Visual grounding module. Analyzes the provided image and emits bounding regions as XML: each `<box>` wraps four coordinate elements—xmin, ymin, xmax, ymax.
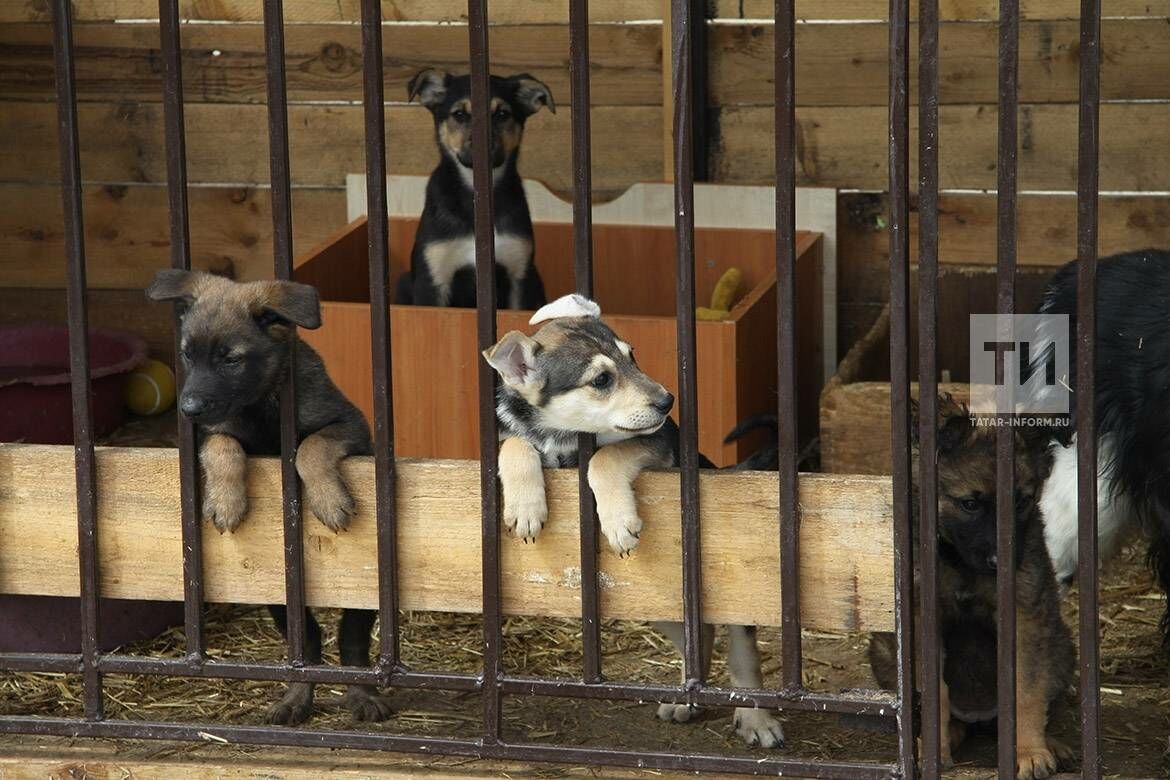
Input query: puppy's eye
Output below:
<box><xmin>959</xmin><ymin>498</ymin><xmax>981</xmax><ymax>513</ymax></box>
<box><xmin>221</xmin><ymin>353</ymin><xmax>243</xmax><ymax>365</ymax></box>
<box><xmin>451</xmin><ymin>108</ymin><xmax>470</xmax><ymax>122</ymax></box>
<box><xmin>590</xmin><ymin>372</ymin><xmax>612</xmax><ymax>390</ymax></box>
<box><xmin>493</xmin><ymin>106</ymin><xmax>511</xmax><ymax>121</ymax></box>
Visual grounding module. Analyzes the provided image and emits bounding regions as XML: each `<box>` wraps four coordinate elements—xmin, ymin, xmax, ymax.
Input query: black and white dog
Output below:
<box><xmin>396</xmin><ymin>69</ymin><xmax>552</xmax><ymax>310</ymax></box>
<box><xmin>1037</xmin><ymin>248</ymin><xmax>1170</xmax><ymax>641</ymax></box>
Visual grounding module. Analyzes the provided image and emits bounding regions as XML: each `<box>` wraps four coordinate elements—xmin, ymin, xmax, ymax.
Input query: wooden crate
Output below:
<box><xmin>819</xmin><ymin>265</ymin><xmax>1055</xmax><ymax>475</ymax></box>
<box><xmin>295</xmin><ymin>216</ymin><xmax>823</xmax><ymax>467</ymax></box>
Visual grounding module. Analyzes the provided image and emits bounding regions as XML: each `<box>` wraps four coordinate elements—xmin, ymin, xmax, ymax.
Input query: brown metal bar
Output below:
<box><xmin>0</xmin><ymin>654</ymin><xmax>83</xmax><ymax>674</ymax></box>
<box><xmin>567</xmin><ymin>0</ymin><xmax>602</xmax><ymax>685</ymax></box>
<box><xmin>261</xmin><ymin>0</ymin><xmax>306</xmax><ymax>667</ymax></box>
<box><xmin>670</xmin><ymin>0</ymin><xmax>704</xmax><ymax>688</ymax></box>
<box><xmin>773</xmin><ymin>0</ymin><xmax>802</xmax><ymax>695</ymax></box>
<box><xmin>995</xmin><ymin>1</ymin><xmax>1020</xmax><ymax>775</ymax></box>
<box><xmin>359</xmin><ymin>0</ymin><xmax>400</xmax><ymax>676</ymax></box>
<box><xmin>466</xmin><ymin>0</ymin><xmax>502</xmax><ymax>744</ymax></box>
<box><xmin>886</xmin><ymin>0</ymin><xmax>915</xmax><ymax>775</ymax></box>
<box><xmin>916</xmin><ymin>0</ymin><xmax>941</xmax><ymax>775</ymax></box>
<box><xmin>1076</xmin><ymin>0</ymin><xmax>1103</xmax><ymax>774</ymax></box>
<box><xmin>50</xmin><ymin>0</ymin><xmax>103</xmax><ymax>723</ymax></box>
<box><xmin>157</xmin><ymin>0</ymin><xmax>204</xmax><ymax>667</ymax></box>
<box><xmin>0</xmin><ymin>716</ymin><xmax>896</xmax><ymax>778</ymax></box>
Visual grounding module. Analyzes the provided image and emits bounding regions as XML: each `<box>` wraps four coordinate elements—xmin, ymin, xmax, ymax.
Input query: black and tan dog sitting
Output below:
<box><xmin>395</xmin><ymin>69</ymin><xmax>552</xmax><ymax>310</ymax></box>
<box><xmin>147</xmin><ymin>269</ymin><xmax>391</xmax><ymax>727</ymax></box>
<box><xmin>482</xmin><ymin>293</ymin><xmax>786</xmax><ymax>748</ymax></box>
<box><xmin>869</xmin><ymin>396</ymin><xmax>1074</xmax><ymax>779</ymax></box>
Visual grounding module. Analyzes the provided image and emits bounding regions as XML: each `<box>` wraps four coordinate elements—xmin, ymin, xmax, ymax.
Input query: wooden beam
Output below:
<box><xmin>0</xmin><ymin>444</ymin><xmax>895</xmax><ymax>632</ymax></box>
<box><xmin>713</xmin><ymin>0</ymin><xmax>1170</xmax><ymax>19</ymax></box>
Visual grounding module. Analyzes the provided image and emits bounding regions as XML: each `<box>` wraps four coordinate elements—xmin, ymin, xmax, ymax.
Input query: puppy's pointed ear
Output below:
<box><xmin>509</xmin><ymin>73</ymin><xmax>555</xmax><ymax>116</ymax></box>
<box><xmin>408</xmin><ymin>68</ymin><xmax>450</xmax><ymax>109</ymax></box>
<box><xmin>529</xmin><ymin>294</ymin><xmax>600</xmax><ymax>325</ymax></box>
<box><xmin>255</xmin><ymin>281</ymin><xmax>322</xmax><ymax>330</ymax></box>
<box><xmin>146</xmin><ymin>268</ymin><xmax>201</xmax><ymax>303</ymax></box>
<box><xmin>482</xmin><ymin>330</ymin><xmax>541</xmax><ymax>388</ymax></box>
<box><xmin>937</xmin><ymin>393</ymin><xmax>972</xmax><ymax>453</ymax></box>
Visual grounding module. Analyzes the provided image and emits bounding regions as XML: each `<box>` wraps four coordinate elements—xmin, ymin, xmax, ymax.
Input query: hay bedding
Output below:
<box><xmin>2</xmin><ymin>415</ymin><xmax>1167</xmax><ymax>774</ymax></box>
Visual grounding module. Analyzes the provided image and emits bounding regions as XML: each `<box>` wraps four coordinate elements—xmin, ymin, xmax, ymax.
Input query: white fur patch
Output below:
<box><xmin>529</xmin><ymin>294</ymin><xmax>601</xmax><ymax>325</ymax></box>
<box><xmin>422</xmin><ymin>232</ymin><xmax>533</xmax><ymax>307</ymax></box>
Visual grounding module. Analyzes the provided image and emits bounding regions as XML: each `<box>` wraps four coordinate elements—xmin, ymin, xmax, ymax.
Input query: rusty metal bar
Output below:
<box><xmin>466</xmin><ymin>0</ymin><xmax>502</xmax><ymax>744</ymax></box>
<box><xmin>261</xmin><ymin>0</ymin><xmax>306</xmax><ymax>667</ymax></box>
<box><xmin>157</xmin><ymin>0</ymin><xmax>205</xmax><ymax>667</ymax></box>
<box><xmin>50</xmin><ymin>0</ymin><xmax>103</xmax><ymax>722</ymax></box>
<box><xmin>773</xmin><ymin>0</ymin><xmax>801</xmax><ymax>695</ymax></box>
<box><xmin>1076</xmin><ymin>0</ymin><xmax>1103</xmax><ymax>774</ymax></box>
<box><xmin>670</xmin><ymin>0</ymin><xmax>704</xmax><ymax>688</ymax></box>
<box><xmin>359</xmin><ymin>0</ymin><xmax>400</xmax><ymax>676</ymax></box>
<box><xmin>0</xmin><ymin>654</ymin><xmax>83</xmax><ymax>674</ymax></box>
<box><xmin>567</xmin><ymin>0</ymin><xmax>602</xmax><ymax>685</ymax></box>
<box><xmin>916</xmin><ymin>0</ymin><xmax>941</xmax><ymax>774</ymax></box>
<box><xmin>887</xmin><ymin>0</ymin><xmax>915</xmax><ymax>775</ymax></box>
<box><xmin>995</xmin><ymin>1</ymin><xmax>1020</xmax><ymax>775</ymax></box>
<box><xmin>0</xmin><ymin>716</ymin><xmax>897</xmax><ymax>778</ymax></box>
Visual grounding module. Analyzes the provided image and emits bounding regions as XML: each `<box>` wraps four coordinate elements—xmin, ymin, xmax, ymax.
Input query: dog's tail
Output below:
<box><xmin>724</xmin><ymin>413</ymin><xmax>779</xmax><ymax>471</ymax></box>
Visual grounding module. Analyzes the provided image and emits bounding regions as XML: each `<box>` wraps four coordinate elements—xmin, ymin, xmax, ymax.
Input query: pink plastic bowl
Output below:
<box><xmin>0</xmin><ymin>325</ymin><xmax>147</xmax><ymax>444</ymax></box>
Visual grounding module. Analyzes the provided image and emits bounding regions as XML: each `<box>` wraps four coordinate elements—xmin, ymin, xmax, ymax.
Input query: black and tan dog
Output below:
<box><xmin>869</xmin><ymin>396</ymin><xmax>1074</xmax><ymax>779</ymax></box>
<box><xmin>147</xmin><ymin>269</ymin><xmax>391</xmax><ymax>726</ymax></box>
<box><xmin>396</xmin><ymin>69</ymin><xmax>552</xmax><ymax>310</ymax></box>
<box><xmin>482</xmin><ymin>294</ymin><xmax>786</xmax><ymax>748</ymax></box>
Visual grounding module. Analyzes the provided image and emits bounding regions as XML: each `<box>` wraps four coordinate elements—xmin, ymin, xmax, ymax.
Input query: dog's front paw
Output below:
<box><xmin>304</xmin><ymin>476</ymin><xmax>356</xmax><ymax>532</ymax></box>
<box><xmin>734</xmin><ymin>707</ymin><xmax>785</xmax><ymax>748</ymax></box>
<box><xmin>599</xmin><ymin>510</ymin><xmax>642</xmax><ymax>557</ymax></box>
<box><xmin>504</xmin><ymin>493</ymin><xmax>547</xmax><ymax>543</ymax></box>
<box><xmin>203</xmin><ymin>481</ymin><xmax>248</xmax><ymax>533</ymax></box>
<box><xmin>657</xmin><ymin>702</ymin><xmax>701</xmax><ymax>723</ymax></box>
<box><xmin>1016</xmin><ymin>743</ymin><xmax>1060</xmax><ymax>780</ymax></box>
<box><xmin>265</xmin><ymin>685</ymin><xmax>314</xmax><ymax>726</ymax></box>
<box><xmin>343</xmin><ymin>685</ymin><xmax>394</xmax><ymax>723</ymax></box>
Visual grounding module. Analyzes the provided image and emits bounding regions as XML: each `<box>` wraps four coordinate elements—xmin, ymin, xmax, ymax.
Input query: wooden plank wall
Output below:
<box><xmin>1</xmin><ymin>1</ymin><xmax>1168</xmax><ymax>357</ymax></box>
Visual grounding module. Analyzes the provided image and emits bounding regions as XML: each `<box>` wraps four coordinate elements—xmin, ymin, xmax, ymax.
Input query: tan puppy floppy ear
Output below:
<box><xmin>529</xmin><ymin>293</ymin><xmax>600</xmax><ymax>325</ymax></box>
<box><xmin>146</xmin><ymin>268</ymin><xmax>203</xmax><ymax>303</ymax></box>
<box><xmin>508</xmin><ymin>73</ymin><xmax>556</xmax><ymax>116</ymax></box>
<box><xmin>254</xmin><ymin>280</ymin><xmax>322</xmax><ymax>330</ymax></box>
<box><xmin>482</xmin><ymin>330</ymin><xmax>542</xmax><ymax>389</ymax></box>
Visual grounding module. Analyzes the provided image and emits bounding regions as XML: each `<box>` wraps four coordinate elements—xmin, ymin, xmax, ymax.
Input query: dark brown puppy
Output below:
<box><xmin>869</xmin><ymin>396</ymin><xmax>1074</xmax><ymax>780</ymax></box>
<box><xmin>147</xmin><ymin>269</ymin><xmax>391</xmax><ymax>726</ymax></box>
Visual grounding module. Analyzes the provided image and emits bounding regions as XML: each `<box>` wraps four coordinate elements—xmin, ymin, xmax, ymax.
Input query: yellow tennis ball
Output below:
<box><xmin>125</xmin><ymin>359</ymin><xmax>177</xmax><ymax>416</ymax></box>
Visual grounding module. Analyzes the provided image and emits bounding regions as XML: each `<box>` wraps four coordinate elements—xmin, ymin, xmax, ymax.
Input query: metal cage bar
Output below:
<box><xmin>50</xmin><ymin>0</ymin><xmax>104</xmax><ymax>722</ymax></box>
<box><xmin>466</xmin><ymin>0</ymin><xmax>503</xmax><ymax>745</ymax></box>
<box><xmin>157</xmin><ymin>0</ymin><xmax>205</xmax><ymax>668</ymax></box>
<box><xmin>359</xmin><ymin>0</ymin><xmax>401</xmax><ymax>676</ymax></box>
<box><xmin>916</xmin><ymin>0</ymin><xmax>942</xmax><ymax>775</ymax></box>
<box><xmin>1076</xmin><ymin>0</ymin><xmax>1104</xmax><ymax>774</ymax></box>
<box><xmin>261</xmin><ymin>0</ymin><xmax>307</xmax><ymax>667</ymax></box>
<box><xmin>995</xmin><ymin>1</ymin><xmax>1021</xmax><ymax>775</ymax></box>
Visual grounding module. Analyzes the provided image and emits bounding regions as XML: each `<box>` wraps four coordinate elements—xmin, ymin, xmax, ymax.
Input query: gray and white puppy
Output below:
<box><xmin>482</xmin><ymin>294</ymin><xmax>786</xmax><ymax>748</ymax></box>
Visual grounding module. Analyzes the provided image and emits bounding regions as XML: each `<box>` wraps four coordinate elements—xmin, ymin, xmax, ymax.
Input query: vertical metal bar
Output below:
<box><xmin>568</xmin><ymin>0</ymin><xmax>602</xmax><ymax>685</ymax></box>
<box><xmin>688</xmin><ymin>0</ymin><xmax>709</xmax><ymax>182</ymax></box>
<box><xmin>50</xmin><ymin>0</ymin><xmax>103</xmax><ymax>722</ymax></box>
<box><xmin>670</xmin><ymin>0</ymin><xmax>704</xmax><ymax>687</ymax></box>
<box><xmin>887</xmin><ymin>0</ymin><xmax>915</xmax><ymax>775</ymax></box>
<box><xmin>995</xmin><ymin>0</ymin><xmax>1020</xmax><ymax>775</ymax></box>
<box><xmin>1076</xmin><ymin>0</ymin><xmax>1103</xmax><ymax>774</ymax></box>
<box><xmin>466</xmin><ymin>0</ymin><xmax>502</xmax><ymax>743</ymax></box>
<box><xmin>157</xmin><ymin>0</ymin><xmax>204</xmax><ymax>667</ymax></box>
<box><xmin>360</xmin><ymin>0</ymin><xmax>400</xmax><ymax>675</ymax></box>
<box><xmin>262</xmin><ymin>0</ymin><xmax>306</xmax><ymax>666</ymax></box>
<box><xmin>916</xmin><ymin>0</ymin><xmax>941</xmax><ymax>774</ymax></box>
<box><xmin>773</xmin><ymin>0</ymin><xmax>801</xmax><ymax>695</ymax></box>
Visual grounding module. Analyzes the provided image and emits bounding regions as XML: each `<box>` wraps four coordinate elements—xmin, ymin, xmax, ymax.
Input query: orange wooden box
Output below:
<box><xmin>294</xmin><ymin>217</ymin><xmax>823</xmax><ymax>467</ymax></box>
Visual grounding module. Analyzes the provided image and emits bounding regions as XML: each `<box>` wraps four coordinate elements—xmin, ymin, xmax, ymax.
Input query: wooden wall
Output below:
<box><xmin>1</xmin><ymin>1</ymin><xmax>1169</xmax><ymax>360</ymax></box>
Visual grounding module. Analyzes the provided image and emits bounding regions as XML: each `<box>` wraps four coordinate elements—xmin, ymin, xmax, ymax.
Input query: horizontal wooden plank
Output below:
<box><xmin>710</xmin><ymin>19</ymin><xmax>1170</xmax><ymax>106</ymax></box>
<box><xmin>0</xmin><ymin>102</ymin><xmax>661</xmax><ymax>194</ymax></box>
<box><xmin>5</xmin><ymin>0</ymin><xmax>1166</xmax><ymax>22</ymax></box>
<box><xmin>0</xmin><ymin>184</ymin><xmax>346</xmax><ymax>288</ymax></box>
<box><xmin>0</xmin><ymin>22</ymin><xmax>662</xmax><ymax>106</ymax></box>
<box><xmin>713</xmin><ymin>103</ymin><xmax>1170</xmax><ymax>190</ymax></box>
<box><xmin>0</xmin><ymin>444</ymin><xmax>895</xmax><ymax>632</ymax></box>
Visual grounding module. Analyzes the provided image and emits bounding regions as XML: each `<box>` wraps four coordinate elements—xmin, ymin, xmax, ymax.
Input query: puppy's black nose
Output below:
<box><xmin>653</xmin><ymin>392</ymin><xmax>675</xmax><ymax>415</ymax></box>
<box><xmin>180</xmin><ymin>395</ymin><xmax>208</xmax><ymax>418</ymax></box>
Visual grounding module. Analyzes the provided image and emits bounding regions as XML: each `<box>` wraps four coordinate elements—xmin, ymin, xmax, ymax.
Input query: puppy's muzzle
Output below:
<box><xmin>180</xmin><ymin>393</ymin><xmax>221</xmax><ymax>421</ymax></box>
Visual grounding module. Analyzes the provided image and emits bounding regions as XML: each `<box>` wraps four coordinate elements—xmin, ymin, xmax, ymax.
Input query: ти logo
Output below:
<box><xmin>969</xmin><ymin>314</ymin><xmax>1070</xmax><ymax>415</ymax></box>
